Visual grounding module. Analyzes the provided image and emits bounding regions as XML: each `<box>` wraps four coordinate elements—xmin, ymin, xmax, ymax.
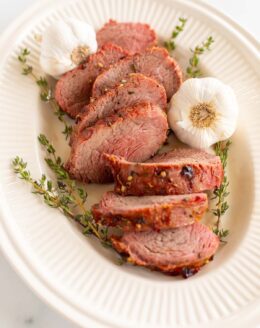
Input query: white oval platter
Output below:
<box><xmin>0</xmin><ymin>0</ymin><xmax>259</xmax><ymax>327</ymax></box>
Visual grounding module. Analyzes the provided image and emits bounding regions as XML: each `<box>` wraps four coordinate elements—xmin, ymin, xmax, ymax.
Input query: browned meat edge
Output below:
<box><xmin>104</xmin><ymin>150</ymin><xmax>223</xmax><ymax>195</ymax></box>
<box><xmin>112</xmin><ymin>222</ymin><xmax>219</xmax><ymax>278</ymax></box>
<box><xmin>92</xmin><ymin>192</ymin><xmax>208</xmax><ymax>232</ymax></box>
<box><xmin>55</xmin><ymin>43</ymin><xmax>129</xmax><ymax>118</ymax></box>
<box><xmin>97</xmin><ymin>19</ymin><xmax>157</xmax><ymax>54</ymax></box>
<box><xmin>66</xmin><ymin>102</ymin><xmax>168</xmax><ymax>183</ymax></box>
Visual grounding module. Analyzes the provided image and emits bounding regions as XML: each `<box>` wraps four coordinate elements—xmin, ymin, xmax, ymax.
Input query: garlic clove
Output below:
<box><xmin>40</xmin><ymin>18</ymin><xmax>97</xmax><ymax>79</ymax></box>
<box><xmin>168</xmin><ymin>77</ymin><xmax>238</xmax><ymax>149</ymax></box>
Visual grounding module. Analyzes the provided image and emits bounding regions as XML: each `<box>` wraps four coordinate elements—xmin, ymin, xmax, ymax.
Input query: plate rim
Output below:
<box><xmin>0</xmin><ymin>0</ymin><xmax>259</xmax><ymax>327</ymax></box>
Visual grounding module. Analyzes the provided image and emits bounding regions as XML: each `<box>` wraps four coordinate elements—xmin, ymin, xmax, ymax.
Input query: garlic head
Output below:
<box><xmin>40</xmin><ymin>18</ymin><xmax>97</xmax><ymax>79</ymax></box>
<box><xmin>168</xmin><ymin>77</ymin><xmax>238</xmax><ymax>149</ymax></box>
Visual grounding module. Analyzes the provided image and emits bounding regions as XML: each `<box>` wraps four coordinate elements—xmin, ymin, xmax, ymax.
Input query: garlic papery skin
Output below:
<box><xmin>40</xmin><ymin>18</ymin><xmax>97</xmax><ymax>79</ymax></box>
<box><xmin>168</xmin><ymin>77</ymin><xmax>238</xmax><ymax>149</ymax></box>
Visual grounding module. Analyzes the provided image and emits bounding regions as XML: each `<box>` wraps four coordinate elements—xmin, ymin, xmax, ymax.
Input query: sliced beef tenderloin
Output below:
<box><xmin>92</xmin><ymin>47</ymin><xmax>182</xmax><ymax>100</ymax></box>
<box><xmin>54</xmin><ymin>44</ymin><xmax>129</xmax><ymax>118</ymax></box>
<box><xmin>78</xmin><ymin>73</ymin><xmax>167</xmax><ymax>122</ymax></box>
<box><xmin>70</xmin><ymin>74</ymin><xmax>167</xmax><ymax>146</ymax></box>
<box><xmin>105</xmin><ymin>149</ymin><xmax>223</xmax><ymax>196</ymax></box>
<box><xmin>66</xmin><ymin>102</ymin><xmax>168</xmax><ymax>183</ymax></box>
<box><xmin>97</xmin><ymin>19</ymin><xmax>157</xmax><ymax>54</ymax></box>
<box><xmin>112</xmin><ymin>222</ymin><xmax>219</xmax><ymax>277</ymax></box>
<box><xmin>92</xmin><ymin>192</ymin><xmax>208</xmax><ymax>232</ymax></box>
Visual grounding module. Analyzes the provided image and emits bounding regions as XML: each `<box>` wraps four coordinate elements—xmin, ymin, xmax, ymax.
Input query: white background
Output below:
<box><xmin>0</xmin><ymin>0</ymin><xmax>259</xmax><ymax>327</ymax></box>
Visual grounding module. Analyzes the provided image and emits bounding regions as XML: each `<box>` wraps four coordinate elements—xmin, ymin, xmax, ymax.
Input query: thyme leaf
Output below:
<box><xmin>164</xmin><ymin>17</ymin><xmax>187</xmax><ymax>51</ymax></box>
<box><xmin>211</xmin><ymin>140</ymin><xmax>232</xmax><ymax>241</ymax></box>
<box><xmin>12</xmin><ymin>135</ymin><xmax>111</xmax><ymax>246</ymax></box>
<box><xmin>212</xmin><ymin>228</ymin><xmax>229</xmax><ymax>243</ymax></box>
<box><xmin>186</xmin><ymin>36</ymin><xmax>214</xmax><ymax>78</ymax></box>
<box><xmin>18</xmin><ymin>48</ymin><xmax>72</xmax><ymax>139</ymax></box>
<box><xmin>214</xmin><ymin>139</ymin><xmax>231</xmax><ymax>170</ymax></box>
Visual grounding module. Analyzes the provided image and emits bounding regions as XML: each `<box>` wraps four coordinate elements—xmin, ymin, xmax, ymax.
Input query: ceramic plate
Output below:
<box><xmin>0</xmin><ymin>0</ymin><xmax>259</xmax><ymax>327</ymax></box>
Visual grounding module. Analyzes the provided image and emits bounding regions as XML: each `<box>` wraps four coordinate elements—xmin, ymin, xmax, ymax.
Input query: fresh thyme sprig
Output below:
<box><xmin>12</xmin><ymin>135</ymin><xmax>111</xmax><ymax>247</ymax></box>
<box><xmin>214</xmin><ymin>140</ymin><xmax>231</xmax><ymax>170</ymax></box>
<box><xmin>18</xmin><ymin>49</ymin><xmax>72</xmax><ymax>139</ymax></box>
<box><xmin>186</xmin><ymin>36</ymin><xmax>214</xmax><ymax>78</ymax></box>
<box><xmin>12</xmin><ymin>156</ymin><xmax>75</xmax><ymax>217</ymax></box>
<box><xmin>164</xmin><ymin>17</ymin><xmax>187</xmax><ymax>51</ymax></box>
<box><xmin>211</xmin><ymin>140</ymin><xmax>231</xmax><ymax>241</ymax></box>
<box><xmin>37</xmin><ymin>133</ymin><xmax>111</xmax><ymax>246</ymax></box>
<box><xmin>212</xmin><ymin>228</ymin><xmax>229</xmax><ymax>243</ymax></box>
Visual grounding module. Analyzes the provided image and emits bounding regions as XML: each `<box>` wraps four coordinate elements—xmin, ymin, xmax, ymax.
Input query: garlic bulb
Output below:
<box><xmin>40</xmin><ymin>18</ymin><xmax>97</xmax><ymax>79</ymax></box>
<box><xmin>168</xmin><ymin>77</ymin><xmax>238</xmax><ymax>149</ymax></box>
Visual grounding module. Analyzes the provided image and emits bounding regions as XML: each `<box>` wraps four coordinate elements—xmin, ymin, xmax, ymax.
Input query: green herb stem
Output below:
<box><xmin>12</xmin><ymin>156</ymin><xmax>75</xmax><ymax>219</ymax></box>
<box><xmin>18</xmin><ymin>48</ymin><xmax>72</xmax><ymax>139</ymax></box>
<box><xmin>164</xmin><ymin>17</ymin><xmax>187</xmax><ymax>52</ymax></box>
<box><xmin>212</xmin><ymin>140</ymin><xmax>231</xmax><ymax>241</ymax></box>
<box><xmin>12</xmin><ymin>134</ymin><xmax>110</xmax><ymax>244</ymax></box>
<box><xmin>37</xmin><ymin>134</ymin><xmax>106</xmax><ymax>241</ymax></box>
<box><xmin>186</xmin><ymin>36</ymin><xmax>214</xmax><ymax>78</ymax></box>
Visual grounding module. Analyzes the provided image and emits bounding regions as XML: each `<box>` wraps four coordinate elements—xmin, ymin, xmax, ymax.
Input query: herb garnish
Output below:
<box><xmin>164</xmin><ymin>17</ymin><xmax>187</xmax><ymax>51</ymax></box>
<box><xmin>212</xmin><ymin>228</ymin><xmax>229</xmax><ymax>241</ymax></box>
<box><xmin>211</xmin><ymin>140</ymin><xmax>231</xmax><ymax>242</ymax></box>
<box><xmin>18</xmin><ymin>49</ymin><xmax>72</xmax><ymax>139</ymax></box>
<box><xmin>186</xmin><ymin>36</ymin><xmax>214</xmax><ymax>78</ymax></box>
<box><xmin>12</xmin><ymin>134</ymin><xmax>111</xmax><ymax>247</ymax></box>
